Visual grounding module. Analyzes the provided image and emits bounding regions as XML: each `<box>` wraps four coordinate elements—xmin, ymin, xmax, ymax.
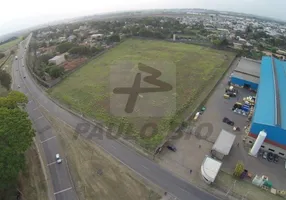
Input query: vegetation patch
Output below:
<box><xmin>0</xmin><ymin>37</ymin><xmax>22</xmax><ymax>52</ymax></box>
<box><xmin>49</xmin><ymin>38</ymin><xmax>235</xmax><ymax>150</ymax></box>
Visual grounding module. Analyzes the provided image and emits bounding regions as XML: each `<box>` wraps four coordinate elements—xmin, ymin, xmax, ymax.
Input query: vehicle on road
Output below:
<box><xmin>167</xmin><ymin>145</ymin><xmax>177</xmax><ymax>152</ymax></box>
<box><xmin>15</xmin><ymin>56</ymin><xmax>18</xmax><ymax>60</ymax></box>
<box><xmin>17</xmin><ymin>85</ymin><xmax>20</xmax><ymax>88</ymax></box>
<box><xmin>267</xmin><ymin>152</ymin><xmax>274</xmax><ymax>162</ymax></box>
<box><xmin>262</xmin><ymin>151</ymin><xmax>268</xmax><ymax>159</ymax></box>
<box><xmin>222</xmin><ymin>117</ymin><xmax>234</xmax><ymax>126</ymax></box>
<box><xmin>23</xmin><ymin>76</ymin><xmax>26</xmax><ymax>79</ymax></box>
<box><xmin>274</xmin><ymin>154</ymin><xmax>279</xmax><ymax>163</ymax></box>
<box><xmin>56</xmin><ymin>154</ymin><xmax>62</xmax><ymax>164</ymax></box>
<box><xmin>22</xmin><ymin>64</ymin><xmax>24</xmax><ymax>67</ymax></box>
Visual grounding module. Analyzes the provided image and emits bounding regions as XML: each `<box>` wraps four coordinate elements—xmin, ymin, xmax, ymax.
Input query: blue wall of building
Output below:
<box><xmin>250</xmin><ymin>122</ymin><xmax>286</xmax><ymax>146</ymax></box>
<box><xmin>230</xmin><ymin>76</ymin><xmax>258</xmax><ymax>90</ymax></box>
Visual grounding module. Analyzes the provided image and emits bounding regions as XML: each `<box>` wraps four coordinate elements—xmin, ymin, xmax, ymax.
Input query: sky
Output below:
<box><xmin>0</xmin><ymin>0</ymin><xmax>285</xmax><ymax>36</ymax></box>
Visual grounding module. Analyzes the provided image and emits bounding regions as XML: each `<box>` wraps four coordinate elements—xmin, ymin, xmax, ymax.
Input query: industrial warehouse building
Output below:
<box><xmin>230</xmin><ymin>57</ymin><xmax>261</xmax><ymax>91</ymax></box>
<box><xmin>246</xmin><ymin>56</ymin><xmax>286</xmax><ymax>158</ymax></box>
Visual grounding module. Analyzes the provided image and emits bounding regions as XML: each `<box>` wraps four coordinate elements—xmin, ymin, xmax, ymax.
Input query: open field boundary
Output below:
<box><xmin>28</xmin><ymin>36</ymin><xmax>237</xmax><ymax>89</ymax></box>
<box><xmin>26</xmin><ymin>37</ymin><xmax>237</xmax><ymax>156</ymax></box>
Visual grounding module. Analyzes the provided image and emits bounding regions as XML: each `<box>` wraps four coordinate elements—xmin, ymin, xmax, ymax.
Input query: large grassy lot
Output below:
<box><xmin>49</xmin><ymin>39</ymin><xmax>235</xmax><ymax>150</ymax></box>
<box><xmin>0</xmin><ymin>37</ymin><xmax>22</xmax><ymax>52</ymax></box>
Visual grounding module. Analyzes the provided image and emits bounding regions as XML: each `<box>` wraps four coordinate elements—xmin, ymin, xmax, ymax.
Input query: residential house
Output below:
<box><xmin>91</xmin><ymin>34</ymin><xmax>104</xmax><ymax>40</ymax></box>
<box><xmin>68</xmin><ymin>35</ymin><xmax>77</xmax><ymax>42</ymax></box>
<box><xmin>58</xmin><ymin>37</ymin><xmax>67</xmax><ymax>43</ymax></box>
<box><xmin>49</xmin><ymin>54</ymin><xmax>66</xmax><ymax>65</ymax></box>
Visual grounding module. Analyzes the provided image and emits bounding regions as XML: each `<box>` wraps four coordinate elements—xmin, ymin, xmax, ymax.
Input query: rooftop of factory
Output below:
<box><xmin>234</xmin><ymin>57</ymin><xmax>261</xmax><ymax>78</ymax></box>
<box><xmin>252</xmin><ymin>56</ymin><xmax>286</xmax><ymax>130</ymax></box>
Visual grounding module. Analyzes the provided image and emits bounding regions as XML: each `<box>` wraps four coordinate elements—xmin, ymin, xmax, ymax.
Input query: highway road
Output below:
<box><xmin>12</xmin><ymin>36</ymin><xmax>78</xmax><ymax>200</ymax></box>
<box><xmin>14</xmin><ymin>34</ymin><xmax>220</xmax><ymax>200</ymax></box>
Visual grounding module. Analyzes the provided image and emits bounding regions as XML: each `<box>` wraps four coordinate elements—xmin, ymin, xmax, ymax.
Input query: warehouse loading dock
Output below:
<box><xmin>230</xmin><ymin>57</ymin><xmax>261</xmax><ymax>91</ymax></box>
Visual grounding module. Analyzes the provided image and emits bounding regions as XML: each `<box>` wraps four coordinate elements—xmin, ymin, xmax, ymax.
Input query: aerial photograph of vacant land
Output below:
<box><xmin>49</xmin><ymin>38</ymin><xmax>235</xmax><ymax>149</ymax></box>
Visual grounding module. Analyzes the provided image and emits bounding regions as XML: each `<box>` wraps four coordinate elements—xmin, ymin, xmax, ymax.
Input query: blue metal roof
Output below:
<box><xmin>252</xmin><ymin>56</ymin><xmax>275</xmax><ymax>127</ymax></box>
<box><xmin>274</xmin><ymin>58</ymin><xmax>286</xmax><ymax>129</ymax></box>
<box><xmin>253</xmin><ymin>56</ymin><xmax>286</xmax><ymax>130</ymax></box>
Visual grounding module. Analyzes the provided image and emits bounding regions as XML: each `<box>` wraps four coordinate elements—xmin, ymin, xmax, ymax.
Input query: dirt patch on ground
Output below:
<box><xmin>62</xmin><ymin>57</ymin><xmax>88</xmax><ymax>71</ymax></box>
<box><xmin>40</xmin><ymin>108</ymin><xmax>161</xmax><ymax>200</ymax></box>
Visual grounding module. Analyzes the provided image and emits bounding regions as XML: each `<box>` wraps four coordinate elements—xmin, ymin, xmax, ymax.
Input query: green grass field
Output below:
<box><xmin>0</xmin><ymin>37</ymin><xmax>22</xmax><ymax>52</ymax></box>
<box><xmin>49</xmin><ymin>39</ymin><xmax>235</xmax><ymax>149</ymax></box>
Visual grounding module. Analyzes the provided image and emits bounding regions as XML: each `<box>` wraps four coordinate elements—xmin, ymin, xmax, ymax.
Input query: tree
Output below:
<box><xmin>0</xmin><ymin>91</ymin><xmax>28</xmax><ymax>109</ymax></box>
<box><xmin>0</xmin><ymin>53</ymin><xmax>5</xmax><ymax>59</ymax></box>
<box><xmin>38</xmin><ymin>54</ymin><xmax>54</xmax><ymax>65</ymax></box>
<box><xmin>0</xmin><ymin>69</ymin><xmax>12</xmax><ymax>91</ymax></box>
<box><xmin>233</xmin><ymin>161</ymin><xmax>244</xmax><ymax>177</ymax></box>
<box><xmin>56</xmin><ymin>42</ymin><xmax>75</xmax><ymax>53</ymax></box>
<box><xmin>0</xmin><ymin>91</ymin><xmax>34</xmax><ymax>190</ymax></box>
<box><xmin>68</xmin><ymin>46</ymin><xmax>91</xmax><ymax>56</ymax></box>
<box><xmin>40</xmin><ymin>42</ymin><xmax>47</xmax><ymax>48</ymax></box>
<box><xmin>48</xmin><ymin>66</ymin><xmax>65</xmax><ymax>78</ymax></box>
<box><xmin>107</xmin><ymin>34</ymin><xmax>121</xmax><ymax>43</ymax></box>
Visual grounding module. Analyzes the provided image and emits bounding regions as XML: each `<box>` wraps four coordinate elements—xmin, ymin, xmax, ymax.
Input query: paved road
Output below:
<box><xmin>12</xmin><ymin>36</ymin><xmax>78</xmax><ymax>200</ymax></box>
<box><xmin>15</xmin><ymin>35</ymin><xmax>220</xmax><ymax>200</ymax></box>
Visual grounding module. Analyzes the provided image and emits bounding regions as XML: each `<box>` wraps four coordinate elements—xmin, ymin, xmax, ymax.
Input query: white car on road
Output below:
<box><xmin>56</xmin><ymin>154</ymin><xmax>62</xmax><ymax>164</ymax></box>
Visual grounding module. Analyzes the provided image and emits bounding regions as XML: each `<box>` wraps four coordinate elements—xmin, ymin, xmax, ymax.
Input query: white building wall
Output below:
<box><xmin>246</xmin><ymin>136</ymin><xmax>286</xmax><ymax>159</ymax></box>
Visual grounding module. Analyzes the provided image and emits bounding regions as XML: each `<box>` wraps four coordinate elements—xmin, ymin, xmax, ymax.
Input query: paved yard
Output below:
<box><xmin>158</xmin><ymin>56</ymin><xmax>286</xmax><ymax>199</ymax></box>
<box><xmin>156</xmin><ymin>57</ymin><xmax>242</xmax><ymax>197</ymax></box>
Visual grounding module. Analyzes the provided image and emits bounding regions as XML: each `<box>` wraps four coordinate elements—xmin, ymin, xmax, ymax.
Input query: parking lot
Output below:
<box><xmin>157</xmin><ymin>58</ymin><xmax>241</xmax><ymax>187</ymax></box>
<box><xmin>158</xmin><ymin>56</ymin><xmax>286</xmax><ymax>195</ymax></box>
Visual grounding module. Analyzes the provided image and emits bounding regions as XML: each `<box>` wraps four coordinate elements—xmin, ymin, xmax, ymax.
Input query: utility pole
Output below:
<box><xmin>225</xmin><ymin>180</ymin><xmax>236</xmax><ymax>197</ymax></box>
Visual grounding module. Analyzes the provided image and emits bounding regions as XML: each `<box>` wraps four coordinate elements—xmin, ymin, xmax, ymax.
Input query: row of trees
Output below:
<box><xmin>0</xmin><ymin>37</ymin><xmax>18</xmax><ymax>46</ymax></box>
<box><xmin>0</xmin><ymin>91</ymin><xmax>35</xmax><ymax>199</ymax></box>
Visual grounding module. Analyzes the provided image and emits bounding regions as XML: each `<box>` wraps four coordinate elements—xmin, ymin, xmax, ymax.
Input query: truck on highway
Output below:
<box><xmin>15</xmin><ymin>56</ymin><xmax>18</xmax><ymax>60</ymax></box>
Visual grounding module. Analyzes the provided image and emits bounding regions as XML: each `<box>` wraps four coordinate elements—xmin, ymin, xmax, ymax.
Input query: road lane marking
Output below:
<box><xmin>141</xmin><ymin>165</ymin><xmax>149</xmax><ymax>170</ymax></box>
<box><xmin>179</xmin><ymin>187</ymin><xmax>187</xmax><ymax>193</ymax></box>
<box><xmin>54</xmin><ymin>187</ymin><xmax>72</xmax><ymax>195</ymax></box>
<box><xmin>34</xmin><ymin>116</ymin><xmax>43</xmax><ymax>121</ymax></box>
<box><xmin>47</xmin><ymin>161</ymin><xmax>56</xmax><ymax>166</ymax></box>
<box><xmin>33</xmin><ymin>106</ymin><xmax>39</xmax><ymax>111</ymax></box>
<box><xmin>41</xmin><ymin>136</ymin><xmax>56</xmax><ymax>143</ymax></box>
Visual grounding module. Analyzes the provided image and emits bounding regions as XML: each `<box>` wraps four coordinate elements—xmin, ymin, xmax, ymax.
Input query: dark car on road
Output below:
<box><xmin>267</xmin><ymin>152</ymin><xmax>274</xmax><ymax>162</ymax></box>
<box><xmin>167</xmin><ymin>145</ymin><xmax>177</xmax><ymax>152</ymax></box>
<box><xmin>222</xmin><ymin>117</ymin><xmax>234</xmax><ymax>126</ymax></box>
<box><xmin>274</xmin><ymin>154</ymin><xmax>279</xmax><ymax>163</ymax></box>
